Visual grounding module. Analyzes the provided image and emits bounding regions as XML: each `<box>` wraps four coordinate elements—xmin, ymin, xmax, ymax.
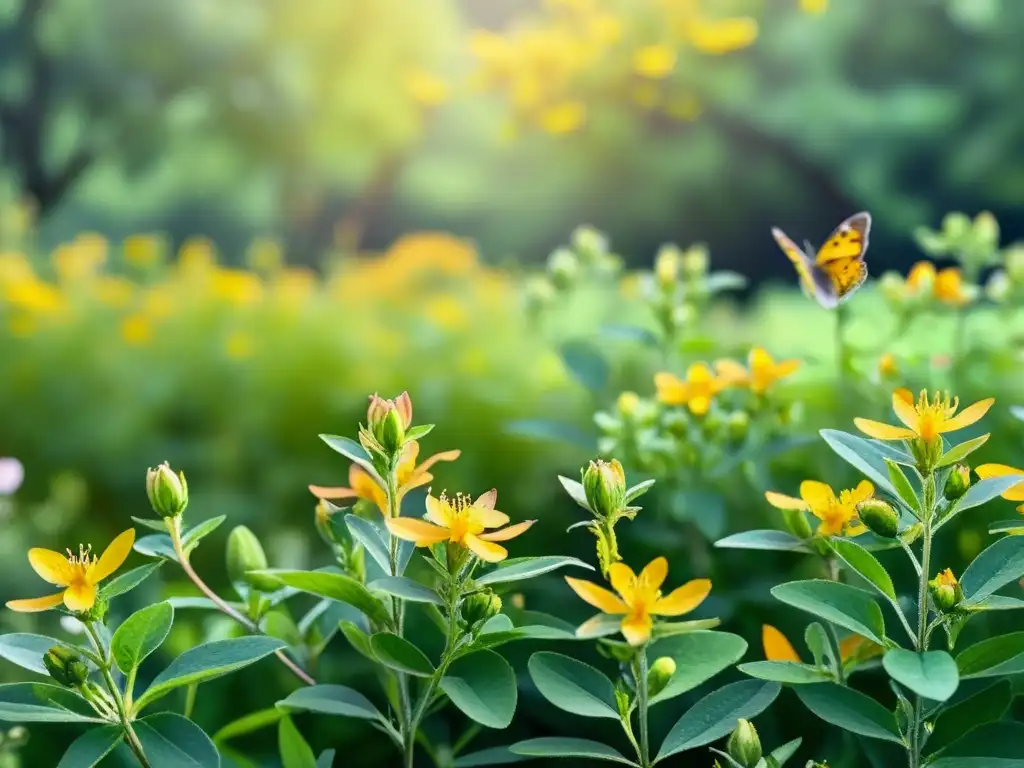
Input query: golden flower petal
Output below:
<box><xmin>28</xmin><ymin>548</ymin><xmax>74</xmax><ymax>587</ymax></box>
<box><xmin>63</xmin><ymin>582</ymin><xmax>97</xmax><ymax>612</ymax></box>
<box><xmin>939</xmin><ymin>398</ymin><xmax>994</xmax><ymax>433</ymax></box>
<box><xmin>688</xmin><ymin>396</ymin><xmax>711</xmax><ymax>416</ymax></box>
<box><xmin>565</xmin><ymin>576</ymin><xmax>627</xmax><ymax>614</ymax></box>
<box><xmin>638</xmin><ymin>557</ymin><xmax>668</xmax><ymax>592</ymax></box>
<box><xmin>386</xmin><ymin>517</ymin><xmax>451</xmax><ymax>546</ymax></box>
<box><xmin>762</xmin><ymin>624</ymin><xmax>801</xmax><ymax>662</ymax></box>
<box><xmin>799</xmin><ymin>480</ymin><xmax>836</xmax><ymax>512</ymax></box>
<box><xmin>620</xmin><ymin>612</ymin><xmax>653</xmax><ymax>646</ymax></box>
<box><xmin>425</xmin><ymin>494</ymin><xmax>452</xmax><ymax>526</ymax></box>
<box><xmin>714</xmin><ymin>359</ymin><xmax>748</xmax><ymax>386</ymax></box>
<box><xmin>892</xmin><ymin>390</ymin><xmax>919</xmax><ymax>430</ymax></box>
<box><xmin>654</xmin><ymin>579</ymin><xmax>711</xmax><ymax>616</ymax></box>
<box><xmin>88</xmin><ymin>529</ymin><xmax>136</xmax><ymax>584</ymax></box>
<box><xmin>608</xmin><ymin>562</ymin><xmax>638</xmax><ymax>601</ymax></box>
<box><xmin>849</xmin><ymin>480</ymin><xmax>875</xmax><ymax>505</ymax></box>
<box><xmin>976</xmin><ymin>463</ymin><xmax>1024</xmax><ymax>502</ymax></box>
<box><xmin>308</xmin><ymin>485</ymin><xmax>359</xmax><ymax>501</ymax></box>
<box><xmin>773</xmin><ymin>359</ymin><xmax>801</xmax><ymax>379</ymax></box>
<box><xmin>474</xmin><ymin>507</ymin><xmax>510</xmax><ymax>529</ymax></box>
<box><xmin>464</xmin><ymin>533</ymin><xmax>507</xmax><ymax>563</ymax></box>
<box><xmin>764</xmin><ymin>491</ymin><xmax>809</xmax><ymax>511</ymax></box>
<box><xmin>6</xmin><ymin>592</ymin><xmax>65</xmax><ymax>613</ymax></box>
<box><xmin>853</xmin><ymin>418</ymin><xmax>916</xmax><ymax>441</ymax></box>
<box><xmin>479</xmin><ymin>520</ymin><xmax>535</xmax><ymax>542</ymax></box>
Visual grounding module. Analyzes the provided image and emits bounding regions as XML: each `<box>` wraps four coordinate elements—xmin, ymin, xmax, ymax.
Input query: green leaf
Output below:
<box><xmin>134</xmin><ymin>713</ymin><xmax>219</xmax><ymax>767</ymax></box>
<box><xmin>656</xmin><ymin>680</ymin><xmax>781</xmax><ymax>761</ymax></box>
<box><xmin>511</xmin><ymin>738</ymin><xmax>636</xmax><ymax>765</ymax></box>
<box><xmin>440</xmin><ymin>650</ymin><xmax>517</xmax><ymax>729</ymax></box>
<box><xmin>462</xmin><ymin>624</ymin><xmax>577</xmax><ymax>656</ymax></box>
<box><xmin>317</xmin><ymin>750</ymin><xmax>336</xmax><ymax>768</ymax></box>
<box><xmin>319</xmin><ymin>435</ymin><xmax>377</xmax><ymax>476</ymax></box>
<box><xmin>100</xmin><ymin>561</ymin><xmax>163</xmax><ymax>600</ymax></box>
<box><xmin>475</xmin><ymin>556</ymin><xmax>594</xmax><ymax>586</ymax></box>
<box><xmin>624</xmin><ymin>479</ymin><xmax>655</xmax><ymax>504</ymax></box>
<box><xmin>648</xmin><ymin>631</ymin><xmax>748</xmax><ymax>704</ymax></box>
<box><xmin>369</xmin><ymin>633</ymin><xmax>434</xmax><ymax>677</ymax></box>
<box><xmin>988</xmin><ymin>520</ymin><xmax>1024</xmax><ymax>535</ymax></box>
<box><xmin>112</xmin><ymin>601</ymin><xmax>174</xmax><ymax>675</ymax></box>
<box><xmin>279</xmin><ymin>715</ymin><xmax>318</xmax><ymax>768</ymax></box>
<box><xmin>960</xmin><ymin>535</ymin><xmax>1024</xmax><ymax>602</ymax></box>
<box><xmin>57</xmin><ymin>727</ymin><xmax>123</xmax><ymax>768</ymax></box>
<box><xmin>738</xmin><ymin>661</ymin><xmax>832</xmax><ymax>684</ymax></box>
<box><xmin>793</xmin><ymin>683</ymin><xmax>902</xmax><ymax>743</ymax></box>
<box><xmin>557</xmin><ymin>476</ymin><xmax>591</xmax><ymax>512</ymax></box>
<box><xmin>0</xmin><ymin>634</ymin><xmax>71</xmax><ymax>675</ymax></box>
<box><xmin>405</xmin><ymin>424</ymin><xmax>434</xmax><ymax>441</ymax></box>
<box><xmin>882</xmin><ymin>650</ymin><xmax>959</xmax><ymax>701</ymax></box>
<box><xmin>134</xmin><ymin>533</ymin><xmax>178</xmax><ymax>561</ymax></box>
<box><xmin>454</xmin><ymin>747</ymin><xmax>527</xmax><ymax>766</ymax></box>
<box><xmin>714</xmin><ymin>530</ymin><xmax>811</xmax><ymax>553</ymax></box>
<box><xmin>650</xmin><ymin>619</ymin><xmax>721</xmax><ymax>639</ymax></box>
<box><xmin>131</xmin><ymin>516</ymin><xmax>170</xmax><ymax>532</ymax></box>
<box><xmin>956</xmin><ymin>632</ymin><xmax>1024</xmax><ymax>678</ymax></box>
<box><xmin>344</xmin><ymin>515</ymin><xmax>391</xmax><ymax>575</ymax></box>
<box><xmin>884</xmin><ymin>459</ymin><xmax>920</xmax><ymax>514</ymax></box>
<box><xmin>929</xmin><ymin>721</ymin><xmax>1024</xmax><ymax>767</ymax></box>
<box><xmin>339</xmin><ymin>622</ymin><xmax>376</xmax><ymax>662</ymax></box>
<box><xmin>938</xmin><ymin>434</ymin><xmax>989</xmax><ymax>467</ymax></box>
<box><xmin>805</xmin><ymin>623</ymin><xmax>831</xmax><ymax>667</ymax></box>
<box><xmin>183</xmin><ymin>515</ymin><xmax>226</xmax><ymax>552</ymax></box>
<box><xmin>769</xmin><ymin>738</ymin><xmax>803</xmax><ymax>766</ymax></box>
<box><xmin>278</xmin><ymin>685</ymin><xmax>385</xmax><ymax>722</ymax></box>
<box><xmin>771</xmin><ymin>580</ymin><xmax>887</xmax><ymax>645</ymax></box>
<box><xmin>213</xmin><ymin>708</ymin><xmax>284</xmax><ymax>742</ymax></box>
<box><xmin>968</xmin><ymin>595</ymin><xmax>1024</xmax><ymax>611</ymax></box>
<box><xmin>926</xmin><ymin>680</ymin><xmax>1013</xmax><ymax>755</ymax></box>
<box><xmin>254</xmin><ymin>569</ymin><xmax>390</xmax><ymax>625</ymax></box>
<box><xmin>527</xmin><ymin>652</ymin><xmax>618</xmax><ymax>719</ymax></box>
<box><xmin>829</xmin><ymin>539</ymin><xmax>897</xmax><ymax>601</ymax></box>
<box><xmin>135</xmin><ymin>636</ymin><xmax>286</xmax><ymax>711</ymax></box>
<box><xmin>0</xmin><ymin>683</ymin><xmax>104</xmax><ymax>723</ymax></box>
<box><xmin>945</xmin><ymin>474</ymin><xmax>1024</xmax><ymax>526</ymax></box>
<box><xmin>819</xmin><ymin>430</ymin><xmax>899</xmax><ymax>497</ymax></box>
<box><xmin>368</xmin><ymin>576</ymin><xmax>442</xmax><ymax>605</ymax></box>
<box><xmin>559</xmin><ymin>340</ymin><xmax>609</xmax><ymax>392</ymax></box>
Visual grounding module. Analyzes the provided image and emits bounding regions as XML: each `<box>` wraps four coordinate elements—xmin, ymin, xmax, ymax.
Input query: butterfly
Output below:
<box><xmin>772</xmin><ymin>212</ymin><xmax>872</xmax><ymax>309</ymax></box>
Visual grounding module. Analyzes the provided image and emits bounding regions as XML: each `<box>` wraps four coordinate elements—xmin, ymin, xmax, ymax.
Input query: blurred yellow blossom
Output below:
<box><xmin>212</xmin><ymin>269</ymin><xmax>264</xmax><ymax>306</ymax></box>
<box><xmin>878</xmin><ymin>352</ymin><xmax>898</xmax><ymax>379</ymax></box>
<box><xmin>4</xmin><ymin>277</ymin><xmax>63</xmax><ymax>314</ymax></box>
<box><xmin>178</xmin><ymin>238</ymin><xmax>217</xmax><ymax>274</ymax></box>
<box><xmin>801</xmin><ymin>0</ymin><xmax>829</xmax><ymax>12</ymax></box>
<box><xmin>120</xmin><ymin>313</ymin><xmax>153</xmax><ymax>346</ymax></box>
<box><xmin>715</xmin><ymin>348</ymin><xmax>800</xmax><ymax>394</ymax></box>
<box><xmin>425</xmin><ymin>295</ymin><xmax>469</xmax><ymax>331</ymax></box>
<box><xmin>94</xmin><ymin>276</ymin><xmax>135</xmax><ymax>309</ymax></box>
<box><xmin>246</xmin><ymin>238</ymin><xmax>284</xmax><ymax>273</ymax></box>
<box><xmin>0</xmin><ymin>252</ymin><xmax>35</xmax><ymax>284</ymax></box>
<box><xmin>404</xmin><ymin>69</ymin><xmax>450</xmax><ymax>107</ymax></box>
<box><xmin>934</xmin><ymin>267</ymin><xmax>970</xmax><ymax>305</ymax></box>
<box><xmin>123</xmin><ymin>234</ymin><xmax>163</xmax><ymax>269</ymax></box>
<box><xmin>765</xmin><ymin>480</ymin><xmax>874</xmax><ymax>537</ymax></box>
<box><xmin>655</xmin><ymin>363</ymin><xmax>724</xmax><ymax>415</ymax></box>
<box><xmin>634</xmin><ymin>45</ymin><xmax>677</xmax><ymax>79</ymax></box>
<box><xmin>685</xmin><ymin>17</ymin><xmax>759</xmax><ymax>55</ymax></box>
<box><xmin>539</xmin><ymin>101</ymin><xmax>587</xmax><ymax>134</ymax></box>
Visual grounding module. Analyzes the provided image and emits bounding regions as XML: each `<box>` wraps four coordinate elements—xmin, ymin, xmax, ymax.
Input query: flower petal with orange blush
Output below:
<box><xmin>474</xmin><ymin>489</ymin><xmax>498</xmax><ymax>510</ymax></box>
<box><xmin>474</xmin><ymin>507</ymin><xmax>510</xmax><ymax>529</ymax></box>
<box><xmin>763</xmin><ymin>624</ymin><xmax>801</xmax><ymax>662</ymax></box>
<box><xmin>638</xmin><ymin>557</ymin><xmax>668</xmax><ymax>592</ymax></box>
<box><xmin>620</xmin><ymin>612</ymin><xmax>653</xmax><ymax>646</ymax></box>
<box><xmin>608</xmin><ymin>562</ymin><xmax>638</xmax><ymax>601</ymax></box>
<box><xmin>63</xmin><ymin>582</ymin><xmax>97</xmax><ymax>612</ymax></box>
<box><xmin>6</xmin><ymin>592</ymin><xmax>65</xmax><ymax>613</ymax></box>
<box><xmin>479</xmin><ymin>520</ymin><xmax>535</xmax><ymax>542</ymax></box>
<box><xmin>425</xmin><ymin>495</ymin><xmax>453</xmax><ymax>526</ymax></box>
<box><xmin>654</xmin><ymin>579</ymin><xmax>711</xmax><ymax>616</ymax></box>
<box><xmin>892</xmin><ymin>390</ymin><xmax>919</xmax><ymax>430</ymax></box>
<box><xmin>386</xmin><ymin>517</ymin><xmax>451</xmax><ymax>546</ymax></box>
<box><xmin>308</xmin><ymin>485</ymin><xmax>359</xmax><ymax>501</ymax></box>
<box><xmin>939</xmin><ymin>398</ymin><xmax>994</xmax><ymax>433</ymax></box>
<box><xmin>464</xmin><ymin>534</ymin><xmax>507</xmax><ymax>563</ymax></box>
<box><xmin>853</xmin><ymin>418</ymin><xmax>916</xmax><ymax>441</ymax></box>
<box><xmin>799</xmin><ymin>481</ymin><xmax>836</xmax><ymax>512</ymax></box>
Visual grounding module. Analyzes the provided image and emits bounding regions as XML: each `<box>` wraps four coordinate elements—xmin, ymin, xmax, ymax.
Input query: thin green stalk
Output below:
<box><xmin>835</xmin><ymin>303</ymin><xmax>849</xmax><ymax>384</ymax></box>
<box><xmin>384</xmin><ymin>470</ymin><xmax>413</xmax><ymax>752</ymax></box>
<box><xmin>910</xmin><ymin>477</ymin><xmax>936</xmax><ymax>768</ymax></box>
<box><xmin>84</xmin><ymin>622</ymin><xmax>151</xmax><ymax>768</ymax></box>
<box><xmin>635</xmin><ymin>650</ymin><xmax>651</xmax><ymax>768</ymax></box>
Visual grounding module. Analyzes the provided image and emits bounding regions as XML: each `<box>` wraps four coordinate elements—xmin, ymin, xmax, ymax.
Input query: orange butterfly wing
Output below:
<box><xmin>815</xmin><ymin>212</ymin><xmax>871</xmax><ymax>302</ymax></box>
<box><xmin>771</xmin><ymin>227</ymin><xmax>817</xmax><ymax>298</ymax></box>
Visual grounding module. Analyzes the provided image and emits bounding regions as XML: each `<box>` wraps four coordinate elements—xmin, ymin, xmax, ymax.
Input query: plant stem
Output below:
<box><xmin>167</xmin><ymin>517</ymin><xmax>316</xmax><ymax>686</ymax></box>
<box><xmin>835</xmin><ymin>303</ymin><xmax>849</xmax><ymax>384</ymax></box>
<box><xmin>384</xmin><ymin>470</ymin><xmax>414</xmax><ymax>755</ymax></box>
<box><xmin>84</xmin><ymin>622</ymin><xmax>151</xmax><ymax>768</ymax></box>
<box><xmin>910</xmin><ymin>481</ymin><xmax>935</xmax><ymax>768</ymax></box>
<box><xmin>634</xmin><ymin>650</ymin><xmax>651</xmax><ymax>768</ymax></box>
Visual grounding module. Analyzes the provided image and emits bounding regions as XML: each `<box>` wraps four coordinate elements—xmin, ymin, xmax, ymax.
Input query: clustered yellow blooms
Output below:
<box><xmin>565</xmin><ymin>556</ymin><xmax>711</xmax><ymax>645</ymax></box>
<box><xmin>885</xmin><ymin>261</ymin><xmax>973</xmax><ymax>307</ymax></box>
<box><xmin>656</xmin><ymin>347</ymin><xmax>800</xmax><ymax>415</ymax></box>
<box><xmin>7</xmin><ymin>530</ymin><xmax>135</xmax><ymax>613</ymax></box>
<box><xmin>386</xmin><ymin>490</ymin><xmax>534</xmax><ymax>563</ymax></box>
<box><xmin>762</xmin><ymin>624</ymin><xmax>880</xmax><ymax>665</ymax></box>
<box><xmin>855</xmin><ymin>388</ymin><xmax>992</xmax><ymax>444</ymax></box>
<box><xmin>765</xmin><ymin>480</ymin><xmax>873</xmax><ymax>537</ymax></box>
<box><xmin>975</xmin><ymin>464</ymin><xmax>1024</xmax><ymax>514</ymax></box>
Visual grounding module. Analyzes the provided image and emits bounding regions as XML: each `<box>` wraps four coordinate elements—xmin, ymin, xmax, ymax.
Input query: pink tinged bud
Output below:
<box><xmin>366</xmin><ymin>393</ymin><xmax>390</xmax><ymax>425</ymax></box>
<box><xmin>394</xmin><ymin>391</ymin><xmax>413</xmax><ymax>428</ymax></box>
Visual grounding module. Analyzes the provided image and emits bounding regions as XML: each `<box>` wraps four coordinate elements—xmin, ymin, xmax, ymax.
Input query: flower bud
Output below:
<box><xmin>582</xmin><ymin>459</ymin><xmax>626</xmax><ymax>519</ymax></box>
<box><xmin>461</xmin><ymin>590</ymin><xmax>502</xmax><ymax>628</ymax></box>
<box><xmin>877</xmin><ymin>353</ymin><xmax>898</xmax><ymax>380</ymax></box>
<box><xmin>616</xmin><ymin>391</ymin><xmax>640</xmax><ymax>418</ymax></box>
<box><xmin>548</xmin><ymin>248</ymin><xmax>580</xmax><ymax>290</ymax></box>
<box><xmin>781</xmin><ymin>508</ymin><xmax>813</xmax><ymax>541</ymax></box>
<box><xmin>857</xmin><ymin>499</ymin><xmax>899</xmax><ymax>539</ymax></box>
<box><xmin>4</xmin><ymin>725</ymin><xmax>28</xmax><ymax>747</ymax></box>
<box><xmin>726</xmin><ymin>718</ymin><xmax>762</xmax><ymax>768</ymax></box>
<box><xmin>910</xmin><ymin>436</ymin><xmax>944</xmax><ymax>473</ymax></box>
<box><xmin>646</xmin><ymin>656</ymin><xmax>676</xmax><ymax>698</ymax></box>
<box><xmin>681</xmin><ymin>245</ymin><xmax>709</xmax><ymax>280</ymax></box>
<box><xmin>146</xmin><ymin>462</ymin><xmax>188</xmax><ymax>519</ymax></box>
<box><xmin>571</xmin><ymin>225</ymin><xmax>608</xmax><ymax>264</ymax></box>
<box><xmin>226</xmin><ymin>525</ymin><xmax>279</xmax><ymax>592</ymax></box>
<box><xmin>727</xmin><ymin>411</ymin><xmax>750</xmax><ymax>443</ymax></box>
<box><xmin>944</xmin><ymin>464</ymin><xmax>971</xmax><ymax>502</ymax></box>
<box><xmin>654</xmin><ymin>245</ymin><xmax>681</xmax><ymax>289</ymax></box>
<box><xmin>366</xmin><ymin>393</ymin><xmax>412</xmax><ymax>455</ymax></box>
<box><xmin>43</xmin><ymin>646</ymin><xmax>88</xmax><ymax>688</ymax></box>
<box><xmin>929</xmin><ymin>568</ymin><xmax>962</xmax><ymax>612</ymax></box>
<box><xmin>974</xmin><ymin>210</ymin><xmax>999</xmax><ymax>249</ymax></box>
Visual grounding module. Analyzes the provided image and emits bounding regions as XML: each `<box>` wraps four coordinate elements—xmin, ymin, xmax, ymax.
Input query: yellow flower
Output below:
<box><xmin>975</xmin><ymin>464</ymin><xmax>1024</xmax><ymax>513</ymax></box>
<box><xmin>655</xmin><ymin>363</ymin><xmax>724</xmax><ymax>415</ymax></box>
<box><xmin>714</xmin><ymin>348</ymin><xmax>800</xmax><ymax>394</ymax></box>
<box><xmin>762</xmin><ymin>624</ymin><xmax>880</xmax><ymax>664</ymax></box>
<box><xmin>685</xmin><ymin>17</ymin><xmax>759</xmax><ymax>55</ymax></box>
<box><xmin>7</xmin><ymin>530</ymin><xmax>135</xmax><ymax>613</ymax></box>
<box><xmin>123</xmin><ymin>234</ymin><xmax>163</xmax><ymax>269</ymax></box>
<box><xmin>120</xmin><ymin>313</ymin><xmax>153</xmax><ymax>346</ymax></box>
<box><xmin>405</xmin><ymin>69</ymin><xmax>450</xmax><ymax>107</ymax></box>
<box><xmin>566</xmin><ymin>557</ymin><xmax>711</xmax><ymax>646</ymax></box>
<box><xmin>538</xmin><ymin>101</ymin><xmax>586</xmax><ymax>134</ymax></box>
<box><xmin>633</xmin><ymin>45</ymin><xmax>676</xmax><ymax>79</ymax></box>
<box><xmin>385</xmin><ymin>490</ymin><xmax>534</xmax><ymax>563</ymax></box>
<box><xmin>877</xmin><ymin>353</ymin><xmax>898</xmax><ymax>379</ymax></box>
<box><xmin>765</xmin><ymin>480</ymin><xmax>874</xmax><ymax>537</ymax></box>
<box><xmin>854</xmin><ymin>388</ymin><xmax>993</xmax><ymax>444</ymax></box>
<box><xmin>310</xmin><ymin>441</ymin><xmax>460</xmax><ymax>516</ymax></box>
<box><xmin>906</xmin><ymin>261</ymin><xmax>936</xmax><ymax>293</ymax></box>
<box><xmin>934</xmin><ymin>267</ymin><xmax>970</xmax><ymax>306</ymax></box>
<box><xmin>800</xmin><ymin>0</ymin><xmax>828</xmax><ymax>13</ymax></box>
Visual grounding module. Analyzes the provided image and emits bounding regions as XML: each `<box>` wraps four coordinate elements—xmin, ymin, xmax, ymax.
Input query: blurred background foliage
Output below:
<box><xmin>2</xmin><ymin>0</ymin><xmax>1024</xmax><ymax>765</ymax></box>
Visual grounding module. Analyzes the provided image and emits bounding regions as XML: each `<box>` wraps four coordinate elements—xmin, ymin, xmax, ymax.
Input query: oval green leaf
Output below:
<box><xmin>956</xmin><ymin>632</ymin><xmax>1024</xmax><ymax>678</ymax></box>
<box><xmin>771</xmin><ymin>580</ymin><xmax>886</xmax><ymax>645</ymax></box>
<box><xmin>929</xmin><ymin>721</ymin><xmax>1024</xmax><ymax>767</ymax></box>
<box><xmin>57</xmin><ymin>727</ymin><xmax>123</xmax><ymax>768</ymax></box>
<box><xmin>277</xmin><ymin>685</ymin><xmax>384</xmax><ymax>722</ymax></box>
<box><xmin>0</xmin><ymin>683</ymin><xmax>103</xmax><ymax>723</ymax></box>
<box><xmin>100</xmin><ymin>562</ymin><xmax>163</xmax><ymax>600</ymax></box>
<box><xmin>938</xmin><ymin>434</ymin><xmax>989</xmax><ymax>468</ymax></box>
<box><xmin>527</xmin><ymin>652</ymin><xmax>619</xmax><ymax>719</ymax></box>
<box><xmin>279</xmin><ymin>715</ymin><xmax>317</xmax><ymax>768</ymax></box>
<box><xmin>794</xmin><ymin>683</ymin><xmax>902</xmax><ymax>743</ymax></box>
<box><xmin>453</xmin><ymin>746</ymin><xmax>527</xmax><ymax>766</ymax></box>
<box><xmin>112</xmin><ymin>601</ymin><xmax>174</xmax><ymax>675</ymax></box>
<box><xmin>960</xmin><ymin>535</ymin><xmax>1024</xmax><ymax>602</ymax></box>
<box><xmin>134</xmin><ymin>713</ymin><xmax>219</xmax><ymax>768</ymax></box>
<box><xmin>714</xmin><ymin>530</ymin><xmax>811</xmax><ymax>553</ymax></box>
<box><xmin>440</xmin><ymin>649</ymin><xmax>517</xmax><ymax>728</ymax></box>
<box><xmin>819</xmin><ymin>430</ymin><xmax>899</xmax><ymax>496</ymax></box>
<box><xmin>344</xmin><ymin>515</ymin><xmax>391</xmax><ymax>575</ymax></box>
<box><xmin>253</xmin><ymin>569</ymin><xmax>390</xmax><ymax>626</ymax></box>
<box><xmin>738</xmin><ymin>661</ymin><xmax>832</xmax><ymax>684</ymax></box>
<box><xmin>882</xmin><ymin>650</ymin><xmax>959</xmax><ymax>702</ymax></box>
<box><xmin>476</xmin><ymin>556</ymin><xmax>594</xmax><ymax>586</ymax></box>
<box><xmin>511</xmin><ymin>737</ymin><xmax>636</xmax><ymax>765</ymax></box>
<box><xmin>369</xmin><ymin>633</ymin><xmax>434</xmax><ymax>677</ymax></box>
<box><xmin>830</xmin><ymin>539</ymin><xmax>897</xmax><ymax>601</ymax></box>
<box><xmin>0</xmin><ymin>634</ymin><xmax>71</xmax><ymax>675</ymax></box>
<box><xmin>368</xmin><ymin>576</ymin><xmax>442</xmax><ymax>605</ymax></box>
<box><xmin>926</xmin><ymin>680</ymin><xmax>1013</xmax><ymax>755</ymax></box>
<box><xmin>648</xmin><ymin>631</ymin><xmax>748</xmax><ymax>704</ymax></box>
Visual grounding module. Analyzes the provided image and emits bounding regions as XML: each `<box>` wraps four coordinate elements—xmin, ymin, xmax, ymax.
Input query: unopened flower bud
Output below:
<box><xmin>43</xmin><ymin>646</ymin><xmax>88</xmax><ymax>688</ymax></box>
<box><xmin>146</xmin><ymin>462</ymin><xmax>188</xmax><ymax>519</ymax></box>
<box><xmin>943</xmin><ymin>211</ymin><xmax>971</xmax><ymax>241</ymax></box>
<box><xmin>646</xmin><ymin>656</ymin><xmax>676</xmax><ymax>698</ymax></box>
<box><xmin>617</xmin><ymin>391</ymin><xmax>640</xmax><ymax>418</ymax></box>
<box><xmin>974</xmin><ymin>211</ymin><xmax>999</xmax><ymax>249</ymax></box>
<box><xmin>681</xmin><ymin>245</ymin><xmax>709</xmax><ymax>280</ymax></box>
<box><xmin>654</xmin><ymin>245</ymin><xmax>681</xmax><ymax>289</ymax></box>
<box><xmin>727</xmin><ymin>411</ymin><xmax>750</xmax><ymax>443</ymax></box>
<box><xmin>571</xmin><ymin>226</ymin><xmax>608</xmax><ymax>264</ymax></box>
<box><xmin>857</xmin><ymin>499</ymin><xmax>899</xmax><ymax>539</ymax></box>
<box><xmin>366</xmin><ymin>392</ymin><xmax>412</xmax><ymax>455</ymax></box>
<box><xmin>582</xmin><ymin>459</ymin><xmax>626</xmax><ymax>519</ymax></box>
<box><xmin>548</xmin><ymin>248</ymin><xmax>580</xmax><ymax>289</ymax></box>
<box><xmin>5</xmin><ymin>725</ymin><xmax>28</xmax><ymax>747</ymax></box>
<box><xmin>910</xmin><ymin>436</ymin><xmax>944</xmax><ymax>473</ymax></box>
<box><xmin>461</xmin><ymin>590</ymin><xmax>502</xmax><ymax>628</ymax></box>
<box><xmin>929</xmin><ymin>568</ymin><xmax>962</xmax><ymax>612</ymax></box>
<box><xmin>781</xmin><ymin>508</ymin><xmax>813</xmax><ymax>541</ymax></box>
<box><xmin>726</xmin><ymin>718</ymin><xmax>762</xmax><ymax>768</ymax></box>
<box><xmin>671</xmin><ymin>303</ymin><xmax>696</xmax><ymax>328</ymax></box>
<box><xmin>877</xmin><ymin>353</ymin><xmax>898</xmax><ymax>380</ymax></box>
<box><xmin>944</xmin><ymin>464</ymin><xmax>971</xmax><ymax>501</ymax></box>
<box><xmin>226</xmin><ymin>525</ymin><xmax>278</xmax><ymax>592</ymax></box>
